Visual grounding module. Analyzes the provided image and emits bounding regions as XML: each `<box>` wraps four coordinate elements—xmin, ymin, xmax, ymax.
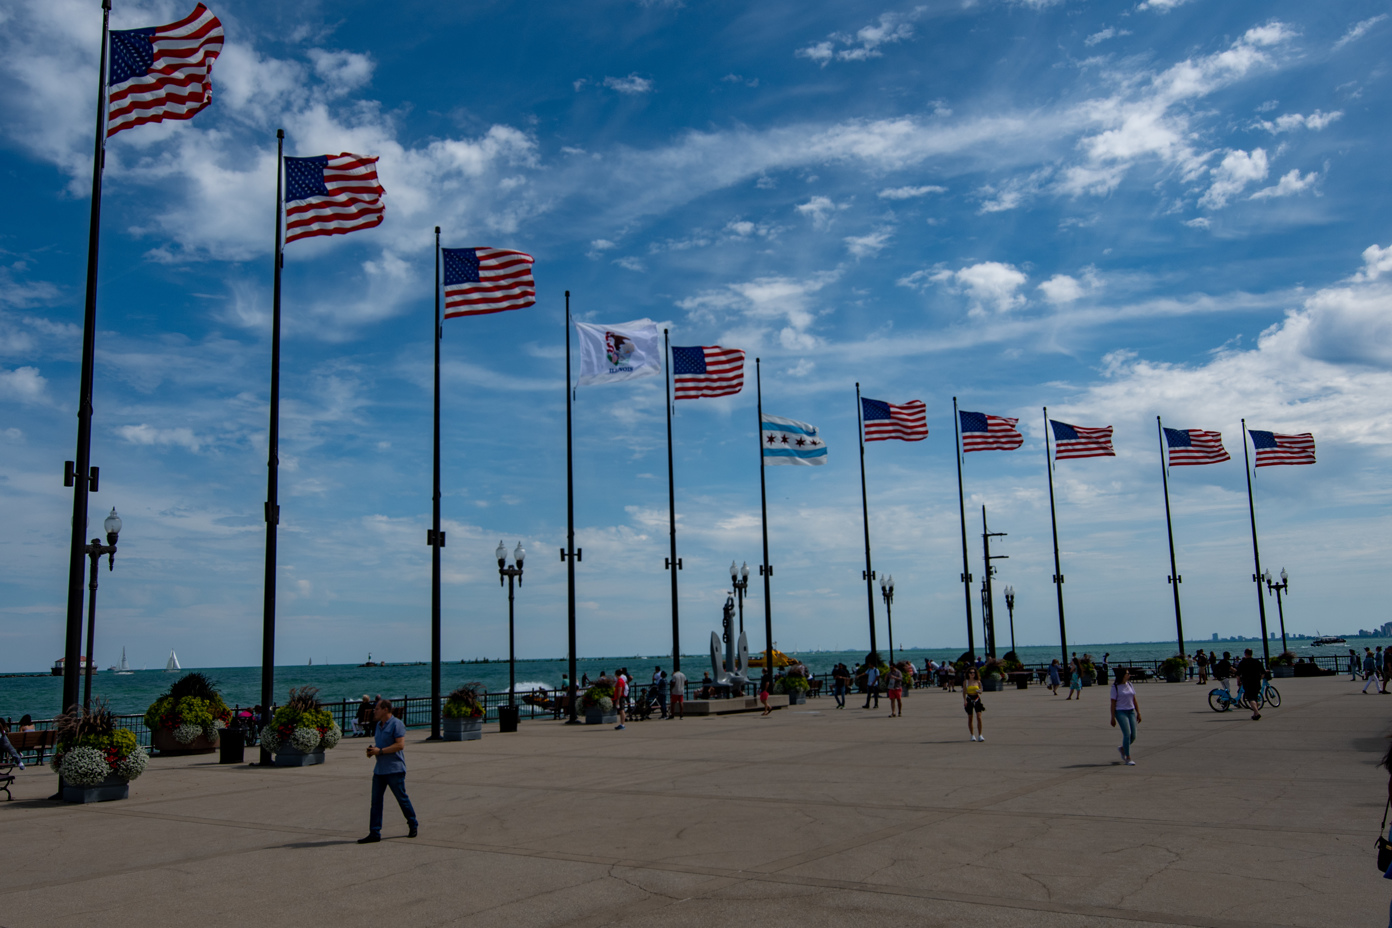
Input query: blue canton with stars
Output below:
<box><xmin>108</xmin><ymin>27</ymin><xmax>157</xmax><ymax>86</ymax></box>
<box><xmin>442</xmin><ymin>248</ymin><xmax>481</xmax><ymax>285</ymax></box>
<box><xmin>284</xmin><ymin>156</ymin><xmax>330</xmax><ymax>203</ymax></box>
<box><xmin>671</xmin><ymin>346</ymin><xmax>707</xmax><ymax>375</ymax></box>
<box><xmin>959</xmin><ymin>411</ymin><xmax>989</xmax><ymax>432</ymax></box>
<box><xmin>1248</xmin><ymin>430</ymin><xmax>1278</xmax><ymax>449</ymax></box>
<box><xmin>860</xmin><ymin>398</ymin><xmax>891</xmax><ymax>420</ymax></box>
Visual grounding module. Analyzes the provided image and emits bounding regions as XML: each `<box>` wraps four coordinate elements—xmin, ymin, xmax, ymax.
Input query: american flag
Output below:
<box><xmin>1049</xmin><ymin>420</ymin><xmax>1114</xmax><ymax>460</ymax></box>
<box><xmin>1249</xmin><ymin>430</ymin><xmax>1316</xmax><ymax>467</ymax></box>
<box><xmin>672</xmin><ymin>346</ymin><xmax>745</xmax><ymax>399</ymax></box>
<box><xmin>284</xmin><ymin>154</ymin><xmax>385</xmax><ymax>244</ymax></box>
<box><xmin>1163</xmin><ymin>428</ymin><xmax>1230</xmax><ymax>466</ymax></box>
<box><xmin>862</xmin><ymin>397</ymin><xmax>927</xmax><ymax>442</ymax></box>
<box><xmin>107</xmin><ymin>4</ymin><xmax>224</xmax><ymax>138</ymax></box>
<box><xmin>959</xmin><ymin>410</ymin><xmax>1023</xmax><ymax>452</ymax></box>
<box><xmin>443</xmin><ymin>248</ymin><xmax>536</xmax><ymax>318</ymax></box>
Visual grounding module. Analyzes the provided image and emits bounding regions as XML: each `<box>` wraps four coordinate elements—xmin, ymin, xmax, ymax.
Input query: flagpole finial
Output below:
<box><xmin>565</xmin><ymin>289</ymin><xmax>570</xmax><ymax>298</ymax></box>
<box><xmin>434</xmin><ymin>225</ymin><xmax>440</xmax><ymax>234</ymax></box>
<box><xmin>276</xmin><ymin>128</ymin><xmax>284</xmax><ymax>139</ymax></box>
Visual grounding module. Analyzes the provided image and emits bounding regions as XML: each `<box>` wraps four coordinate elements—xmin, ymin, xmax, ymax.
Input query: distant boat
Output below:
<box><xmin>1311</xmin><ymin>635</ymin><xmax>1347</xmax><ymax>647</ymax></box>
<box><xmin>165</xmin><ymin>650</ymin><xmax>181</xmax><ymax>672</ymax></box>
<box><xmin>111</xmin><ymin>648</ymin><xmax>133</xmax><ymax>674</ymax></box>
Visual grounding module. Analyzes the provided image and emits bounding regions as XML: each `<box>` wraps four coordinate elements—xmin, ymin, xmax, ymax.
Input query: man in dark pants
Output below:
<box><xmin>359</xmin><ymin>698</ymin><xmax>418</xmax><ymax>843</ymax></box>
<box><xmin>1235</xmin><ymin>649</ymin><xmax>1266</xmax><ymax>721</ymax></box>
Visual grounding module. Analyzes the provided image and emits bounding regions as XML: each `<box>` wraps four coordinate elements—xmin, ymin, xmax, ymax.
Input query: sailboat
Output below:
<box><xmin>165</xmin><ymin>650</ymin><xmax>181</xmax><ymax>672</ymax></box>
<box><xmin>112</xmin><ymin>648</ymin><xmax>133</xmax><ymax>675</ymax></box>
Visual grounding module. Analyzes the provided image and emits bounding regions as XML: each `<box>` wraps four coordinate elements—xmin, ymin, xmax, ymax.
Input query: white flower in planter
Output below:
<box><xmin>290</xmin><ymin>727</ymin><xmax>321</xmax><ymax>753</ymax></box>
<box><xmin>60</xmin><ymin>746</ymin><xmax>111</xmax><ymax>787</ymax></box>
<box><xmin>114</xmin><ymin>747</ymin><xmax>149</xmax><ymax>781</ymax></box>
<box><xmin>259</xmin><ymin>727</ymin><xmax>281</xmax><ymax>754</ymax></box>
<box><xmin>173</xmin><ymin>722</ymin><xmax>203</xmax><ymax>745</ymax></box>
<box><xmin>319</xmin><ymin>722</ymin><xmax>342</xmax><ymax>751</ymax></box>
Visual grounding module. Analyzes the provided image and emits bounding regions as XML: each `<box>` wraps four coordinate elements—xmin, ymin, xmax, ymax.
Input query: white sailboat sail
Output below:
<box><xmin>114</xmin><ymin>647</ymin><xmax>131</xmax><ymax>673</ymax></box>
<box><xmin>166</xmin><ymin>650</ymin><xmax>181</xmax><ymax>672</ymax></box>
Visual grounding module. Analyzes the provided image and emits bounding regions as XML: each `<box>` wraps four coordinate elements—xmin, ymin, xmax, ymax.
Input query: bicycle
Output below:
<box><xmin>1208</xmin><ymin>678</ymin><xmax>1280</xmax><ymax>712</ymax></box>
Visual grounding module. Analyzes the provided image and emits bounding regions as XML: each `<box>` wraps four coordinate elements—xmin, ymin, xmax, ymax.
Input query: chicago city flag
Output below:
<box><xmin>575</xmin><ymin>320</ymin><xmax>662</xmax><ymax>385</ymax></box>
<box><xmin>762</xmin><ymin>415</ymin><xmax>827</xmax><ymax>466</ymax></box>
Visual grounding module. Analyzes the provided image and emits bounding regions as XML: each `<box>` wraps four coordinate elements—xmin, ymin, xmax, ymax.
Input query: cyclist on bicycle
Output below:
<box><xmin>1235</xmin><ymin>649</ymin><xmax>1265</xmax><ymax>721</ymax></box>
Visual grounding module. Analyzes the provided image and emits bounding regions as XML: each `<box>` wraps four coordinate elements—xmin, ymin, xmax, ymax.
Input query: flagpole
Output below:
<box><xmin>258</xmin><ymin>129</ymin><xmax>285</xmax><ymax>764</ymax></box>
<box><xmin>952</xmin><ymin>398</ymin><xmax>975</xmax><ymax>659</ymax></box>
<box><xmin>663</xmin><ymin>329</ymin><xmax>681</xmax><ymax>672</ymax></box>
<box><xmin>855</xmin><ymin>384</ymin><xmax>877</xmax><ymax>656</ymax></box>
<box><xmin>1156</xmin><ymin>416</ymin><xmax>1185</xmax><ymax>657</ymax></box>
<box><xmin>61</xmin><ymin>0</ymin><xmax>113</xmax><ymax>717</ymax></box>
<box><xmin>756</xmin><ymin>359</ymin><xmax>774</xmax><ymax>681</ymax></box>
<box><xmin>1241</xmin><ymin>418</ymin><xmax>1272</xmax><ymax>664</ymax></box>
<box><xmin>1043</xmin><ymin>407</ymin><xmax>1068</xmax><ymax>667</ymax></box>
<box><xmin>428</xmin><ymin>226</ymin><xmax>443</xmax><ymax>740</ymax></box>
<box><xmin>563</xmin><ymin>291</ymin><xmax>580</xmax><ymax>722</ymax></box>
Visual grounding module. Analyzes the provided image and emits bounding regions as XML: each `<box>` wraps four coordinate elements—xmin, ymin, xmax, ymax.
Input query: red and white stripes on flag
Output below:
<box><xmin>283</xmin><ymin>154</ymin><xmax>385</xmax><ymax>244</ymax></box>
<box><xmin>959</xmin><ymin>410</ymin><xmax>1023</xmax><ymax>452</ymax></box>
<box><xmin>671</xmin><ymin>346</ymin><xmax>745</xmax><ymax>399</ymax></box>
<box><xmin>442</xmin><ymin>248</ymin><xmax>536</xmax><ymax>318</ymax></box>
<box><xmin>1162</xmin><ymin>428</ymin><xmax>1230</xmax><ymax>466</ymax></box>
<box><xmin>1249</xmin><ymin>430</ymin><xmax>1316</xmax><ymax>467</ymax></box>
<box><xmin>1049</xmin><ymin>420</ymin><xmax>1115</xmax><ymax>460</ymax></box>
<box><xmin>861</xmin><ymin>398</ymin><xmax>928</xmax><ymax>442</ymax></box>
<box><xmin>106</xmin><ymin>4</ymin><xmax>225</xmax><ymax>138</ymax></box>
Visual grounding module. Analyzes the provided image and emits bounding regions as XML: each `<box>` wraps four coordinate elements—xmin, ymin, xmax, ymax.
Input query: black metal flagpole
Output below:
<box><xmin>61</xmin><ymin>0</ymin><xmax>113</xmax><ymax>717</ymax></box>
<box><xmin>952</xmin><ymin>398</ymin><xmax>975</xmax><ymax>658</ymax></box>
<box><xmin>1156</xmin><ymin>416</ymin><xmax>1185</xmax><ymax>657</ymax></box>
<box><xmin>756</xmin><ymin>360</ymin><xmax>775</xmax><ymax>679</ymax></box>
<box><xmin>1043</xmin><ymin>406</ymin><xmax>1068</xmax><ymax>667</ymax></box>
<box><xmin>428</xmin><ymin>227</ymin><xmax>443</xmax><ymax>740</ymax></box>
<box><xmin>855</xmin><ymin>384</ymin><xmax>878</xmax><ymax>655</ymax></box>
<box><xmin>562</xmin><ymin>292</ymin><xmax>580</xmax><ymax>722</ymax></box>
<box><xmin>663</xmin><ymin>330</ymin><xmax>681</xmax><ymax>672</ymax></box>
<box><xmin>1241</xmin><ymin>418</ymin><xmax>1272</xmax><ymax>664</ymax></box>
<box><xmin>259</xmin><ymin>128</ymin><xmax>285</xmax><ymax>764</ymax></box>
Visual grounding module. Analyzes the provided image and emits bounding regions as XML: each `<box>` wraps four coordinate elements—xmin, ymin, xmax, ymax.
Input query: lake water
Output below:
<box><xmin>0</xmin><ymin>635</ymin><xmax>1360</xmax><ymax>720</ymax></box>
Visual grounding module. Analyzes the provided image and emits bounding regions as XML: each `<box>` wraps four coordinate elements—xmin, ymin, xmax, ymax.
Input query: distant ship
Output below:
<box><xmin>165</xmin><ymin>650</ymin><xmax>181</xmax><ymax>672</ymax></box>
<box><xmin>1311</xmin><ymin>636</ymin><xmax>1347</xmax><ymax>647</ymax></box>
<box><xmin>109</xmin><ymin>648</ymin><xmax>133</xmax><ymax>674</ymax></box>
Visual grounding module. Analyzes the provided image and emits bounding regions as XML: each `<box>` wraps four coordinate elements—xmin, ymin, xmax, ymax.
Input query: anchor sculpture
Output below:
<box><xmin>710</xmin><ymin>593</ymin><xmax>752</xmax><ymax>695</ymax></box>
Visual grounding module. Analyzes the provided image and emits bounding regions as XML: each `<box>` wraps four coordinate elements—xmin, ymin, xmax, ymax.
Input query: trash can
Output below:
<box><xmin>219</xmin><ymin>728</ymin><xmax>245</xmax><ymax>764</ymax></box>
<box><xmin>497</xmin><ymin>705</ymin><xmax>520</xmax><ymax>733</ymax></box>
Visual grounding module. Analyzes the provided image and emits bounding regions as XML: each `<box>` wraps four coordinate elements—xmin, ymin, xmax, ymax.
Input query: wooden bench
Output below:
<box><xmin>808</xmin><ymin>679</ymin><xmax>823</xmax><ymax>698</ymax></box>
<box><xmin>9</xmin><ymin>730</ymin><xmax>57</xmax><ymax>765</ymax></box>
<box><xmin>0</xmin><ymin>765</ymin><xmax>12</xmax><ymax>801</ymax></box>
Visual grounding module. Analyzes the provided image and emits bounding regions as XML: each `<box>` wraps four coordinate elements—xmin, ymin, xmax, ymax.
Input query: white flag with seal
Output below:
<box><xmin>762</xmin><ymin>414</ymin><xmax>827</xmax><ymax>466</ymax></box>
<box><xmin>575</xmin><ymin>319</ymin><xmax>662</xmax><ymax>386</ymax></box>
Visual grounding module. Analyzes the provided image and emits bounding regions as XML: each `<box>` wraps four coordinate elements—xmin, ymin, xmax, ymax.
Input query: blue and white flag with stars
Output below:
<box><xmin>762</xmin><ymin>414</ymin><xmax>827</xmax><ymax>466</ymax></box>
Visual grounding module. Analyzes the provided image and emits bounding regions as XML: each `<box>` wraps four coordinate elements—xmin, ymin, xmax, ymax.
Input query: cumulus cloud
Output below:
<box><xmin>907</xmin><ymin>262</ymin><xmax>1028</xmax><ymax>316</ymax></box>
<box><xmin>116</xmin><ymin>424</ymin><xmax>202</xmax><ymax>452</ymax></box>
<box><xmin>1253</xmin><ymin>110</ymin><xmax>1342</xmax><ymax>133</ymax></box>
<box><xmin>844</xmin><ymin>228</ymin><xmax>893</xmax><ymax>258</ymax></box>
<box><xmin>795</xmin><ymin>8</ymin><xmax>924</xmax><ymax>66</ymax></box>
<box><xmin>1037</xmin><ymin>271</ymin><xmax>1099</xmax><ymax>305</ymax></box>
<box><xmin>1199</xmin><ymin>149</ymin><xmax>1268</xmax><ymax>209</ymax></box>
<box><xmin>1334</xmin><ymin>14</ymin><xmax>1387</xmax><ymax>50</ymax></box>
<box><xmin>0</xmin><ymin>365</ymin><xmax>47</xmax><ymax>404</ymax></box>
<box><xmin>678</xmin><ymin>272</ymin><xmax>839</xmax><ymax>349</ymax></box>
<box><xmin>1249</xmin><ymin>168</ymin><xmax>1320</xmax><ymax>200</ymax></box>
<box><xmin>795</xmin><ymin>196</ymin><xmax>847</xmax><ymax>229</ymax></box>
<box><xmin>603</xmin><ymin>74</ymin><xmax>654</xmax><ymax>94</ymax></box>
<box><xmin>878</xmin><ymin>184</ymin><xmax>946</xmax><ymax>199</ymax></box>
<box><xmin>306</xmin><ymin>49</ymin><xmax>375</xmax><ymax>93</ymax></box>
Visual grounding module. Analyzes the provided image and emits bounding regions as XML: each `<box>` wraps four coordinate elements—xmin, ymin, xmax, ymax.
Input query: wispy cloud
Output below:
<box><xmin>878</xmin><ymin>184</ymin><xmax>946</xmax><ymax>199</ymax></box>
<box><xmin>1334</xmin><ymin>14</ymin><xmax>1387</xmax><ymax>50</ymax></box>
<box><xmin>603</xmin><ymin>73</ymin><xmax>654</xmax><ymax>94</ymax></box>
<box><xmin>796</xmin><ymin>7</ymin><xmax>925</xmax><ymax>66</ymax></box>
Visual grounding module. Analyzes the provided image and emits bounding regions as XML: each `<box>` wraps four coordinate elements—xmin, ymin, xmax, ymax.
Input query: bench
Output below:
<box><xmin>0</xmin><ymin>765</ymin><xmax>11</xmax><ymax>801</ymax></box>
<box><xmin>9</xmin><ymin>730</ymin><xmax>57</xmax><ymax>765</ymax></box>
<box><xmin>808</xmin><ymin>679</ymin><xmax>823</xmax><ymax>698</ymax></box>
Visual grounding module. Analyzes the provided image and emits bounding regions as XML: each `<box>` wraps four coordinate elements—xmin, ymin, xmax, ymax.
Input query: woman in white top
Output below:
<box><xmin>1110</xmin><ymin>667</ymin><xmax>1141</xmax><ymax>765</ymax></box>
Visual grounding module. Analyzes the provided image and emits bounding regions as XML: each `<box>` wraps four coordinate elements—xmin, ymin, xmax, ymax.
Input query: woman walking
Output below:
<box><xmin>1066</xmin><ymin>657</ymin><xmax>1083</xmax><ymax>700</ymax></box>
<box><xmin>832</xmin><ymin>663</ymin><xmax>850</xmax><ymax>709</ymax></box>
<box><xmin>963</xmin><ymin>667</ymin><xmax>986</xmax><ymax>741</ymax></box>
<box><xmin>1047</xmin><ymin>658</ymin><xmax>1062</xmax><ymax>695</ymax></box>
<box><xmin>1110</xmin><ymin>667</ymin><xmax>1141</xmax><ymax>765</ymax></box>
<box><xmin>886</xmin><ymin>664</ymin><xmax>904</xmax><ymax>717</ymax></box>
<box><xmin>759</xmin><ymin>673</ymin><xmax>773</xmax><ymax>717</ymax></box>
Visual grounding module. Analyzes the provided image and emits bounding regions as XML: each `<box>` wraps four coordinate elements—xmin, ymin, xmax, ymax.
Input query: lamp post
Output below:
<box><xmin>1264</xmin><ymin>568</ymin><xmax>1290</xmax><ymax>655</ymax></box>
<box><xmin>1003</xmin><ymin>585</ymin><xmax>1016</xmax><ymax>655</ymax></box>
<box><xmin>729</xmin><ymin>561</ymin><xmax>750</xmax><ymax>634</ymax></box>
<box><xmin>879</xmin><ymin>574</ymin><xmax>896</xmax><ymax>665</ymax></box>
<box><xmin>496</xmin><ymin>541</ymin><xmax>524</xmax><ymax>726</ymax></box>
<box><xmin>81</xmin><ymin>508</ymin><xmax>122</xmax><ymax>710</ymax></box>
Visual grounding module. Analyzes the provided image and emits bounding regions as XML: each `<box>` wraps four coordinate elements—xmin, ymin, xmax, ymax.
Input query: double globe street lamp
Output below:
<box><xmin>1003</xmin><ymin>585</ymin><xmax>1016</xmax><ymax>655</ymax></box>
<box><xmin>878</xmin><ymin>574</ymin><xmax>895</xmax><ymax>664</ymax></box>
<box><xmin>82</xmin><ymin>508</ymin><xmax>122</xmax><ymax>710</ymax></box>
<box><xmin>1264</xmin><ymin>568</ymin><xmax>1290</xmax><ymax>655</ymax></box>
<box><xmin>729</xmin><ymin>560</ymin><xmax>750</xmax><ymax>633</ymax></box>
<box><xmin>496</xmin><ymin>541</ymin><xmax>525</xmax><ymax>733</ymax></box>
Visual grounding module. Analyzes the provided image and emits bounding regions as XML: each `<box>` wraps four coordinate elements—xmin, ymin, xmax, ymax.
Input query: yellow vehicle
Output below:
<box><xmin>746</xmin><ymin>649</ymin><xmax>796</xmax><ymax>669</ymax></box>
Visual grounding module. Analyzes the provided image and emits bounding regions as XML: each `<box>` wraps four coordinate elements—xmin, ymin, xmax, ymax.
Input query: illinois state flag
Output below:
<box><xmin>575</xmin><ymin>320</ymin><xmax>662</xmax><ymax>385</ymax></box>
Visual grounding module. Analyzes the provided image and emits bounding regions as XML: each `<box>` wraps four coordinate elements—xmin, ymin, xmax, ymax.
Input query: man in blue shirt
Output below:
<box><xmin>358</xmin><ymin>698</ymin><xmax>418</xmax><ymax>844</ymax></box>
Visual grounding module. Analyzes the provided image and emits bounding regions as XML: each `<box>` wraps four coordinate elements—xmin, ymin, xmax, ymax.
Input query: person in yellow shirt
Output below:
<box><xmin>963</xmin><ymin>667</ymin><xmax>986</xmax><ymax>741</ymax></box>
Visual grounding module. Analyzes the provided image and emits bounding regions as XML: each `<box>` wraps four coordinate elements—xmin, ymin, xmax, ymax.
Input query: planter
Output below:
<box><xmin>1271</xmin><ymin>666</ymin><xmax>1294</xmax><ymax>678</ymax></box>
<box><xmin>151</xmin><ymin>728</ymin><xmax>218</xmax><ymax>756</ymax></box>
<box><xmin>443</xmin><ymin>716</ymin><xmax>483</xmax><ymax>741</ymax></box>
<box><xmin>584</xmin><ymin>708</ymin><xmax>618</xmax><ymax>725</ymax></box>
<box><xmin>272</xmin><ymin>744</ymin><xmax>326</xmax><ymax>767</ymax></box>
<box><xmin>1163</xmin><ymin>671</ymin><xmax>1184</xmax><ymax>683</ymax></box>
<box><xmin>63</xmin><ymin>774</ymin><xmax>129</xmax><ymax>803</ymax></box>
<box><xmin>785</xmin><ymin>691</ymin><xmax>807</xmax><ymax>705</ymax></box>
<box><xmin>1013</xmin><ymin>674</ymin><xmax>1030</xmax><ymax>690</ymax></box>
<box><xmin>1081</xmin><ymin>676</ymin><xmax>1095</xmax><ymax>687</ymax></box>
<box><xmin>982</xmin><ymin>678</ymin><xmax>1004</xmax><ymax>692</ymax></box>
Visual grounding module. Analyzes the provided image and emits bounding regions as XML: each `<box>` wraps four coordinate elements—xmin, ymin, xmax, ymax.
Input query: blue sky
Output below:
<box><xmin>1</xmin><ymin>0</ymin><xmax>1390</xmax><ymax>672</ymax></box>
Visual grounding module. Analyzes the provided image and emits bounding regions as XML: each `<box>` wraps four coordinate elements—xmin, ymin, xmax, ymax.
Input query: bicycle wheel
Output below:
<box><xmin>1264</xmin><ymin>685</ymin><xmax>1281</xmax><ymax>708</ymax></box>
<box><xmin>1208</xmin><ymin>691</ymin><xmax>1229</xmax><ymax>712</ymax></box>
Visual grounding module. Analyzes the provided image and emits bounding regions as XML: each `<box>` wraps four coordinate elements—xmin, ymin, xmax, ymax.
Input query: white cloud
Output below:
<box><xmin>613</xmin><ymin>255</ymin><xmax>646</xmax><ymax>272</ymax></box>
<box><xmin>1137</xmin><ymin>0</ymin><xmax>1193</xmax><ymax>10</ymax></box>
<box><xmin>918</xmin><ymin>262</ymin><xmax>1028</xmax><ymax>315</ymax></box>
<box><xmin>1249</xmin><ymin>168</ymin><xmax>1320</xmax><ymax>200</ymax></box>
<box><xmin>115</xmin><ymin>424</ymin><xmax>202</xmax><ymax>453</ymax></box>
<box><xmin>603</xmin><ymin>74</ymin><xmax>653</xmax><ymax>94</ymax></box>
<box><xmin>1085</xmin><ymin>28</ymin><xmax>1130</xmax><ymax>47</ymax></box>
<box><xmin>0</xmin><ymin>365</ymin><xmax>47</xmax><ymax>404</ymax></box>
<box><xmin>677</xmin><ymin>272</ymin><xmax>839</xmax><ymax>349</ymax></box>
<box><xmin>878</xmin><ymin>184</ymin><xmax>946</xmax><ymax>199</ymax></box>
<box><xmin>587</xmin><ymin>238</ymin><xmax>617</xmax><ymax>258</ymax></box>
<box><xmin>844</xmin><ymin>228</ymin><xmax>893</xmax><ymax>258</ymax></box>
<box><xmin>306</xmin><ymin>49</ymin><xmax>375</xmax><ymax>93</ymax></box>
<box><xmin>795</xmin><ymin>8</ymin><xmax>924</xmax><ymax>66</ymax></box>
<box><xmin>1334</xmin><ymin>14</ymin><xmax>1387</xmax><ymax>50</ymax></box>
<box><xmin>1038</xmin><ymin>273</ymin><xmax>1087</xmax><ymax>304</ymax></box>
<box><xmin>1253</xmin><ymin>110</ymin><xmax>1343</xmax><ymax>133</ymax></box>
<box><xmin>1184</xmin><ymin>217</ymin><xmax>1211</xmax><ymax>229</ymax></box>
<box><xmin>795</xmin><ymin>195</ymin><xmax>847</xmax><ymax>229</ymax></box>
<box><xmin>1199</xmin><ymin>148</ymin><xmax>1268</xmax><ymax>209</ymax></box>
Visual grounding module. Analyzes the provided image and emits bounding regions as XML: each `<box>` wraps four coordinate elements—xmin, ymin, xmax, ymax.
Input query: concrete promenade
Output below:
<box><xmin>1</xmin><ymin>674</ymin><xmax>1386</xmax><ymax>927</ymax></box>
